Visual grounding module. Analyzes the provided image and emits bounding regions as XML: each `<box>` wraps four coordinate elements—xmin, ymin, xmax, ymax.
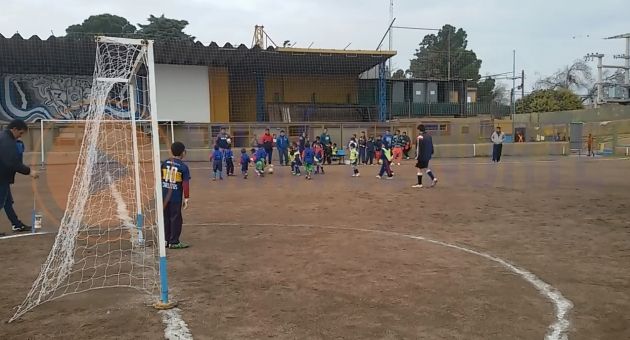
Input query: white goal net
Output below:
<box><xmin>11</xmin><ymin>37</ymin><xmax>168</xmax><ymax>321</ymax></box>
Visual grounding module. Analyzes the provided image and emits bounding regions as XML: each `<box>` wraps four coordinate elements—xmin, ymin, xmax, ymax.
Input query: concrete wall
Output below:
<box><xmin>433</xmin><ymin>142</ymin><xmax>569</xmax><ymax>158</ymax></box>
<box><xmin>155</xmin><ymin>64</ymin><xmax>210</xmax><ymax>123</ymax></box>
<box><xmin>513</xmin><ymin>104</ymin><xmax>630</xmax><ymax>125</ymax></box>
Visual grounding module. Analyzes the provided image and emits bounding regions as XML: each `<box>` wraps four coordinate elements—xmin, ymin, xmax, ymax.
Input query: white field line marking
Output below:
<box><xmin>160</xmin><ymin>308</ymin><xmax>193</xmax><ymax>340</ymax></box>
<box><xmin>0</xmin><ymin>231</ymin><xmax>53</xmax><ymax>240</ymax></box>
<box><xmin>186</xmin><ymin>222</ymin><xmax>573</xmax><ymax>340</ymax></box>
<box><xmin>106</xmin><ymin>172</ymin><xmax>138</xmax><ymax>243</ymax></box>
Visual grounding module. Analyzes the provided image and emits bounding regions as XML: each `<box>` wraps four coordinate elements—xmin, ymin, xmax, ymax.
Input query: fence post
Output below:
<box><xmin>40</xmin><ymin>120</ymin><xmax>45</xmax><ymax>169</ymax></box>
<box><xmin>170</xmin><ymin>120</ymin><xmax>175</xmax><ymax>144</ymax></box>
<box><xmin>340</xmin><ymin>123</ymin><xmax>344</xmax><ymax>146</ymax></box>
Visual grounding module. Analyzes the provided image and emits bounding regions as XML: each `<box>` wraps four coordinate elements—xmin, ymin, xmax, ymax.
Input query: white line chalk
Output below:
<box><xmin>160</xmin><ymin>308</ymin><xmax>193</xmax><ymax>340</ymax></box>
<box><xmin>186</xmin><ymin>222</ymin><xmax>573</xmax><ymax>340</ymax></box>
<box><xmin>0</xmin><ymin>231</ymin><xmax>53</xmax><ymax>240</ymax></box>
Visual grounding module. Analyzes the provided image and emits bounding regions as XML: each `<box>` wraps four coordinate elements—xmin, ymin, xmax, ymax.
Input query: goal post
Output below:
<box><xmin>10</xmin><ymin>36</ymin><xmax>175</xmax><ymax>322</ymax></box>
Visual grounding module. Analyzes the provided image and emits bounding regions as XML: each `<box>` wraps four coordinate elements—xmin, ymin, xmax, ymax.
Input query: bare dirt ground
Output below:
<box><xmin>0</xmin><ymin>156</ymin><xmax>628</xmax><ymax>339</ymax></box>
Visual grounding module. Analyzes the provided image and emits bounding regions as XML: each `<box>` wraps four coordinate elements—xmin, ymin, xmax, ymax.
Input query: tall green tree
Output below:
<box><xmin>516</xmin><ymin>89</ymin><xmax>583</xmax><ymax>113</ymax></box>
<box><xmin>137</xmin><ymin>14</ymin><xmax>195</xmax><ymax>41</ymax></box>
<box><xmin>65</xmin><ymin>14</ymin><xmax>136</xmax><ymax>39</ymax></box>
<box><xmin>408</xmin><ymin>24</ymin><xmax>482</xmax><ymax>82</ymax></box>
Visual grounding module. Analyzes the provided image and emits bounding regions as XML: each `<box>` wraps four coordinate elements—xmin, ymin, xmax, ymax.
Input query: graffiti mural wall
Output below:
<box><xmin>0</xmin><ymin>74</ymin><xmax>130</xmax><ymax>122</ymax></box>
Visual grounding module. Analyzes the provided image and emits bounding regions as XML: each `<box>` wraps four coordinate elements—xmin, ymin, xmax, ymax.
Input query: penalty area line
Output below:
<box><xmin>185</xmin><ymin>222</ymin><xmax>573</xmax><ymax>340</ymax></box>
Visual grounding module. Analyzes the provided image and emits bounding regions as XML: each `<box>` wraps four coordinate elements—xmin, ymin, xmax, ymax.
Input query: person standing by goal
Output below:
<box><xmin>0</xmin><ymin>119</ymin><xmax>39</xmax><ymax>235</ymax></box>
<box><xmin>491</xmin><ymin>126</ymin><xmax>505</xmax><ymax>163</ymax></box>
<box><xmin>412</xmin><ymin>124</ymin><xmax>437</xmax><ymax>188</ymax></box>
<box><xmin>162</xmin><ymin>142</ymin><xmax>191</xmax><ymax>249</ymax></box>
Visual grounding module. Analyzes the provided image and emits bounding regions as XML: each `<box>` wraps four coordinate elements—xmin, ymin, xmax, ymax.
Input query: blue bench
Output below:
<box><xmin>332</xmin><ymin>150</ymin><xmax>346</xmax><ymax>164</ymax></box>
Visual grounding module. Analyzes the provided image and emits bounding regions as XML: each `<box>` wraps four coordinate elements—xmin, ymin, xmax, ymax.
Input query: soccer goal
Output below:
<box><xmin>10</xmin><ymin>36</ymin><xmax>174</xmax><ymax>322</ymax></box>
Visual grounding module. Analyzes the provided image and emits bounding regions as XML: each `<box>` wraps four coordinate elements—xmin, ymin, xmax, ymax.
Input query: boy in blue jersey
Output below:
<box><xmin>240</xmin><ymin>148</ymin><xmax>250</xmax><ymax>179</ymax></box>
<box><xmin>225</xmin><ymin>146</ymin><xmax>235</xmax><ymax>176</ymax></box>
<box><xmin>211</xmin><ymin>145</ymin><xmax>223</xmax><ymax>181</ymax></box>
<box><xmin>303</xmin><ymin>143</ymin><xmax>315</xmax><ymax>180</ymax></box>
<box><xmin>161</xmin><ymin>142</ymin><xmax>191</xmax><ymax>249</ymax></box>
<box><xmin>253</xmin><ymin>147</ymin><xmax>267</xmax><ymax>177</ymax></box>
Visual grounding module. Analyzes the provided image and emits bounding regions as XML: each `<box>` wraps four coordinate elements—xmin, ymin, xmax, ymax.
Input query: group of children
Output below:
<box><xmin>208</xmin><ymin>129</ymin><xmax>421</xmax><ymax>181</ymax></box>
<box><xmin>161</xmin><ymin>124</ymin><xmax>438</xmax><ymax>249</ymax></box>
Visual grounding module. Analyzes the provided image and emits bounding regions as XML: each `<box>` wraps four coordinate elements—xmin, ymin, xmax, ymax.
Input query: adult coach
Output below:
<box><xmin>0</xmin><ymin>119</ymin><xmax>39</xmax><ymax>235</ymax></box>
<box><xmin>412</xmin><ymin>124</ymin><xmax>437</xmax><ymax>188</ymax></box>
<box><xmin>491</xmin><ymin>126</ymin><xmax>505</xmax><ymax>163</ymax></box>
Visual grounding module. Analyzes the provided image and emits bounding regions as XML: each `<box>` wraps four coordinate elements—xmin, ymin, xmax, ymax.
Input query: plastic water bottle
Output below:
<box><xmin>34</xmin><ymin>213</ymin><xmax>43</xmax><ymax>229</ymax></box>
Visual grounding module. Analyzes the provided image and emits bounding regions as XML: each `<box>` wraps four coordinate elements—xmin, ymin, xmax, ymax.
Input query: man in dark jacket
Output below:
<box><xmin>412</xmin><ymin>124</ymin><xmax>437</xmax><ymax>189</ymax></box>
<box><xmin>0</xmin><ymin>120</ymin><xmax>39</xmax><ymax>234</ymax></box>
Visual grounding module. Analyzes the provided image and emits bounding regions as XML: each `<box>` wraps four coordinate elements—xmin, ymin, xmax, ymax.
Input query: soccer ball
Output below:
<box><xmin>267</xmin><ymin>165</ymin><xmax>274</xmax><ymax>174</ymax></box>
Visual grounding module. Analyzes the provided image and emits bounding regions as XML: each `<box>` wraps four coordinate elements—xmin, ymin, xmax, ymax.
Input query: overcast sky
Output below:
<box><xmin>2</xmin><ymin>0</ymin><xmax>628</xmax><ymax>90</ymax></box>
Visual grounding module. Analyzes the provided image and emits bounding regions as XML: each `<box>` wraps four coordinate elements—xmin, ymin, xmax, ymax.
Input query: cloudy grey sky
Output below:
<box><xmin>1</xmin><ymin>0</ymin><xmax>628</xmax><ymax>89</ymax></box>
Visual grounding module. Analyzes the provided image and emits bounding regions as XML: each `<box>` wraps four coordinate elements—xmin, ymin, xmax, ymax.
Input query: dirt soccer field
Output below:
<box><xmin>0</xmin><ymin>156</ymin><xmax>628</xmax><ymax>340</ymax></box>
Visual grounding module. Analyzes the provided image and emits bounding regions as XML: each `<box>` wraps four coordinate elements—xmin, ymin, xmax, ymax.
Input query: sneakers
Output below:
<box><xmin>169</xmin><ymin>242</ymin><xmax>189</xmax><ymax>249</ymax></box>
<box><xmin>376</xmin><ymin>175</ymin><xmax>382</xmax><ymax>179</ymax></box>
<box><xmin>431</xmin><ymin>178</ymin><xmax>438</xmax><ymax>187</ymax></box>
<box><xmin>412</xmin><ymin>184</ymin><xmax>423</xmax><ymax>188</ymax></box>
<box><xmin>12</xmin><ymin>224</ymin><xmax>31</xmax><ymax>232</ymax></box>
<box><xmin>386</xmin><ymin>176</ymin><xmax>394</xmax><ymax>180</ymax></box>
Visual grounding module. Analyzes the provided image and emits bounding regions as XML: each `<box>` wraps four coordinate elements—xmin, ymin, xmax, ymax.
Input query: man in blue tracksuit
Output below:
<box><xmin>0</xmin><ymin>120</ymin><xmax>39</xmax><ymax>235</ymax></box>
<box><xmin>276</xmin><ymin>130</ymin><xmax>290</xmax><ymax>166</ymax></box>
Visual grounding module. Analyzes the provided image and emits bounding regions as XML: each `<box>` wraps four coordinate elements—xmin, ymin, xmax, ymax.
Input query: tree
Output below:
<box><xmin>392</xmin><ymin>69</ymin><xmax>410</xmax><ymax>79</ymax></box>
<box><xmin>535</xmin><ymin>60</ymin><xmax>592</xmax><ymax>93</ymax></box>
<box><xmin>516</xmin><ymin>89</ymin><xmax>583</xmax><ymax>113</ymax></box>
<box><xmin>408</xmin><ymin>24</ymin><xmax>482</xmax><ymax>82</ymax></box>
<box><xmin>477</xmin><ymin>77</ymin><xmax>496</xmax><ymax>103</ymax></box>
<box><xmin>65</xmin><ymin>14</ymin><xmax>136</xmax><ymax>39</ymax></box>
<box><xmin>137</xmin><ymin>14</ymin><xmax>195</xmax><ymax>41</ymax></box>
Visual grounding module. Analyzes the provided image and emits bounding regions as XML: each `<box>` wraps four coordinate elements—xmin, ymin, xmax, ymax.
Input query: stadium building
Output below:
<box><xmin>0</xmin><ymin>33</ymin><xmax>483</xmax><ymax>125</ymax></box>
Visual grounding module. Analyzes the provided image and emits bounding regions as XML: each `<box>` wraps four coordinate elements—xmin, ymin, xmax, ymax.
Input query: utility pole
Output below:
<box><xmin>388</xmin><ymin>0</ymin><xmax>394</xmax><ymax>76</ymax></box>
<box><xmin>511</xmin><ymin>50</ymin><xmax>516</xmax><ymax>122</ymax></box>
<box><xmin>521</xmin><ymin>70</ymin><xmax>525</xmax><ymax>101</ymax></box>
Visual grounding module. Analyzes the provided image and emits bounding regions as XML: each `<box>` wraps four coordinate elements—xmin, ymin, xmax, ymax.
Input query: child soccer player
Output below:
<box><xmin>303</xmin><ymin>143</ymin><xmax>315</xmax><ymax>180</ymax></box>
<box><xmin>412</xmin><ymin>124</ymin><xmax>438</xmax><ymax>188</ymax></box>
<box><xmin>254</xmin><ymin>147</ymin><xmax>267</xmax><ymax>177</ymax></box>
<box><xmin>240</xmin><ymin>148</ymin><xmax>250</xmax><ymax>179</ymax></box>
<box><xmin>313</xmin><ymin>141</ymin><xmax>325</xmax><ymax>174</ymax></box>
<box><xmin>374</xmin><ymin>135</ymin><xmax>383</xmax><ymax>164</ymax></box>
<box><xmin>366</xmin><ymin>135</ymin><xmax>375</xmax><ymax>165</ymax></box>
<box><xmin>392</xmin><ymin>130</ymin><xmax>403</xmax><ymax>166</ymax></box>
<box><xmin>225</xmin><ymin>146</ymin><xmax>235</xmax><ymax>176</ymax></box>
<box><xmin>211</xmin><ymin>145</ymin><xmax>223</xmax><ymax>181</ymax></box>
<box><xmin>376</xmin><ymin>143</ymin><xmax>394</xmax><ymax>179</ymax></box>
<box><xmin>161</xmin><ymin>142</ymin><xmax>191</xmax><ymax>249</ymax></box>
<box><xmin>291</xmin><ymin>143</ymin><xmax>302</xmax><ymax>176</ymax></box>
<box><xmin>349</xmin><ymin>144</ymin><xmax>360</xmax><ymax>177</ymax></box>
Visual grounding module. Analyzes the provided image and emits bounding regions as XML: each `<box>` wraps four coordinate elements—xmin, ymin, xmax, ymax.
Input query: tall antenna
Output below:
<box><xmin>251</xmin><ymin>25</ymin><xmax>279</xmax><ymax>49</ymax></box>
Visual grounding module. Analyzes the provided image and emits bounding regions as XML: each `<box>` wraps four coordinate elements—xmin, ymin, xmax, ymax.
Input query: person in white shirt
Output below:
<box><xmin>491</xmin><ymin>126</ymin><xmax>505</xmax><ymax>163</ymax></box>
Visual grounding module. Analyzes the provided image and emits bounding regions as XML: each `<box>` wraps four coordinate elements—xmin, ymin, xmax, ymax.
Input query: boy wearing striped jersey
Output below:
<box><xmin>161</xmin><ymin>142</ymin><xmax>191</xmax><ymax>249</ymax></box>
<box><xmin>413</xmin><ymin>124</ymin><xmax>438</xmax><ymax>188</ymax></box>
